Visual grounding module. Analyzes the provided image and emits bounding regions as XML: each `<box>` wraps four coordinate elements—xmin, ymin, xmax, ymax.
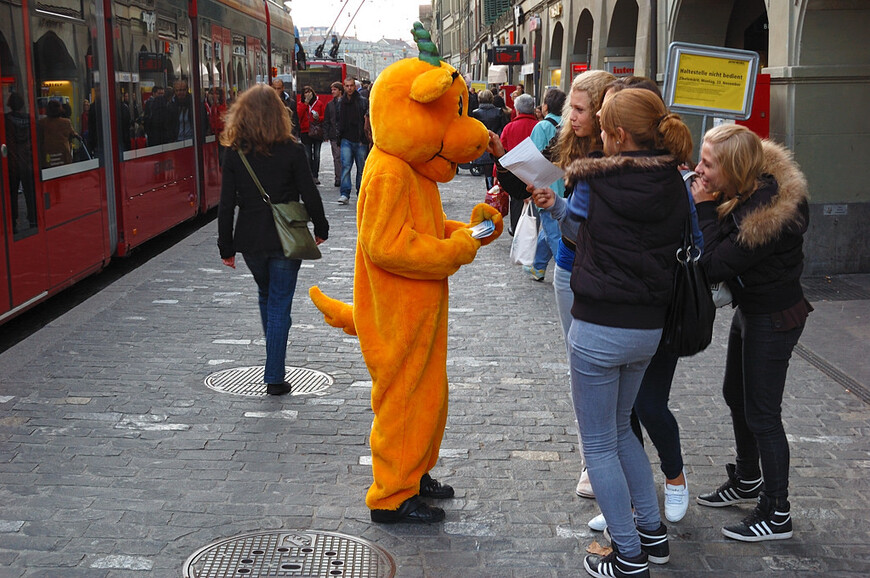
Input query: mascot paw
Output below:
<box><xmin>448</xmin><ymin>226</ymin><xmax>482</xmax><ymax>257</ymax></box>
<box><xmin>469</xmin><ymin>203</ymin><xmax>504</xmax><ymax>246</ymax></box>
<box><xmin>309</xmin><ymin>286</ymin><xmax>358</xmax><ymax>336</ymax></box>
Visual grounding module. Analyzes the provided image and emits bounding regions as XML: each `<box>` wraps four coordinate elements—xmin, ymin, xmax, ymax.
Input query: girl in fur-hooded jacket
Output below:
<box><xmin>694</xmin><ymin>138</ymin><xmax>810</xmax><ymax>313</ymax></box>
<box><xmin>691</xmin><ymin>124</ymin><xmax>811</xmax><ymax>544</ymax></box>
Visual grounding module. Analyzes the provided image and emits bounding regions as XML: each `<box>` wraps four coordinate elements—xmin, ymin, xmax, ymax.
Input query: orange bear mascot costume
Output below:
<box><xmin>309</xmin><ymin>23</ymin><xmax>502</xmax><ymax>524</ymax></box>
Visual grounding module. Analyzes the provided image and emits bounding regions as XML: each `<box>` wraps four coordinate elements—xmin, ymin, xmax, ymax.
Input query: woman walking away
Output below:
<box><xmin>692</xmin><ymin>124</ymin><xmax>811</xmax><ymax>542</ymax></box>
<box><xmin>532</xmin><ymin>88</ymin><xmax>693</xmax><ymax>578</ymax></box>
<box><xmin>218</xmin><ymin>84</ymin><xmax>329</xmax><ymax>395</ymax></box>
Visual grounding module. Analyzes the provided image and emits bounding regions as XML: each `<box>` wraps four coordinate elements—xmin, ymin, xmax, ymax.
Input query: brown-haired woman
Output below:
<box><xmin>297</xmin><ymin>84</ymin><xmax>326</xmax><ymax>184</ymax></box>
<box><xmin>531</xmin><ymin>88</ymin><xmax>693</xmax><ymax>578</ymax></box>
<box><xmin>218</xmin><ymin>84</ymin><xmax>329</xmax><ymax>395</ymax></box>
<box><xmin>692</xmin><ymin>124</ymin><xmax>811</xmax><ymax>542</ymax></box>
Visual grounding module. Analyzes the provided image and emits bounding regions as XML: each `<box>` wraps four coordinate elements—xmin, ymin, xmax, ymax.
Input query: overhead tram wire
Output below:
<box><xmin>328</xmin><ymin>0</ymin><xmax>367</xmax><ymax>59</ymax></box>
<box><xmin>314</xmin><ymin>0</ymin><xmax>353</xmax><ymax>58</ymax></box>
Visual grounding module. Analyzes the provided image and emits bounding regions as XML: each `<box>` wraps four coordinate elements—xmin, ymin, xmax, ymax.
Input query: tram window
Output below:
<box><xmin>297</xmin><ymin>67</ymin><xmax>343</xmax><ymax>96</ymax></box>
<box><xmin>34</xmin><ymin>0</ymin><xmax>84</xmax><ymax>20</ymax></box>
<box><xmin>36</xmin><ymin>98</ymin><xmax>79</xmax><ymax>168</ymax></box>
<box><xmin>114</xmin><ymin>1</ymin><xmax>191</xmax><ymax>156</ymax></box>
<box><xmin>31</xmin><ymin>10</ymin><xmax>98</xmax><ymax>171</ymax></box>
<box><xmin>2</xmin><ymin>2</ymin><xmax>37</xmax><ymax>237</ymax></box>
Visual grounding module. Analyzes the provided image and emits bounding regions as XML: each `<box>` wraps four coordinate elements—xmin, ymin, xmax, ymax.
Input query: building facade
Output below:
<box><xmin>431</xmin><ymin>0</ymin><xmax>870</xmax><ymax>275</ymax></box>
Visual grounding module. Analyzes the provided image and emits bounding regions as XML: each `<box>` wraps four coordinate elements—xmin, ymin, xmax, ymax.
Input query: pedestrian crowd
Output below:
<box><xmin>213</xmin><ymin>66</ymin><xmax>811</xmax><ymax>578</ymax></box>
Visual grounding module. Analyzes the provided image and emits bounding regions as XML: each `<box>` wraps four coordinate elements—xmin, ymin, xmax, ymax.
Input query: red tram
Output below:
<box><xmin>0</xmin><ymin>0</ymin><xmax>295</xmax><ymax>323</ymax></box>
<box><xmin>295</xmin><ymin>60</ymin><xmax>370</xmax><ymax>102</ymax></box>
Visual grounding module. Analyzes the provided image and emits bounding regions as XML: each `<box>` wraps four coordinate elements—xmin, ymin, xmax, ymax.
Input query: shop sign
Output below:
<box><xmin>492</xmin><ymin>45</ymin><xmax>524</xmax><ymax>65</ymax></box>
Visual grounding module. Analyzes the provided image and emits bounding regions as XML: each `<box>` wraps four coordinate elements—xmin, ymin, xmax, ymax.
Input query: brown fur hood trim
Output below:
<box><xmin>737</xmin><ymin>140</ymin><xmax>810</xmax><ymax>249</ymax></box>
<box><xmin>563</xmin><ymin>153</ymin><xmax>678</xmax><ymax>188</ymax></box>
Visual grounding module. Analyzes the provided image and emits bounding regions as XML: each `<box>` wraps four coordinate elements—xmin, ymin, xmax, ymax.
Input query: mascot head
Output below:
<box><xmin>369</xmin><ymin>22</ymin><xmax>489</xmax><ymax>183</ymax></box>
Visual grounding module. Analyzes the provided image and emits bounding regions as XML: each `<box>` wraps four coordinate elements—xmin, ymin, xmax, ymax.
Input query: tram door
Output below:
<box><xmin>0</xmin><ymin>1</ymin><xmax>48</xmax><ymax>320</ymax></box>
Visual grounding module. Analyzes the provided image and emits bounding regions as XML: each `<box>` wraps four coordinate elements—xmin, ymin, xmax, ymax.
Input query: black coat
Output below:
<box><xmin>471</xmin><ymin>103</ymin><xmax>506</xmax><ymax>135</ymax></box>
<box><xmin>218</xmin><ymin>141</ymin><xmax>328</xmax><ymax>259</ymax></box>
<box><xmin>696</xmin><ymin>141</ymin><xmax>809</xmax><ymax>314</ymax></box>
<box><xmin>566</xmin><ymin>152</ymin><xmax>688</xmax><ymax>329</ymax></box>
<box><xmin>471</xmin><ymin>104</ymin><xmax>507</xmax><ymax>166</ymax></box>
<box><xmin>337</xmin><ymin>92</ymin><xmax>368</xmax><ymax>143</ymax></box>
<box><xmin>323</xmin><ymin>97</ymin><xmax>340</xmax><ymax>141</ymax></box>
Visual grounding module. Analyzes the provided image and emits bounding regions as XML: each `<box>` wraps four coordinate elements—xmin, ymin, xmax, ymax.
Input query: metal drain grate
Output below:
<box><xmin>205</xmin><ymin>366</ymin><xmax>333</xmax><ymax>396</ymax></box>
<box><xmin>802</xmin><ymin>277</ymin><xmax>870</xmax><ymax>302</ymax></box>
<box><xmin>183</xmin><ymin>530</ymin><xmax>396</xmax><ymax>578</ymax></box>
<box><xmin>794</xmin><ymin>344</ymin><xmax>870</xmax><ymax>405</ymax></box>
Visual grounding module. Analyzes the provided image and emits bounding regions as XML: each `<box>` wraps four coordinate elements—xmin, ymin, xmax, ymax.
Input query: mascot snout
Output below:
<box><xmin>443</xmin><ymin>115</ymin><xmax>489</xmax><ymax>164</ymax></box>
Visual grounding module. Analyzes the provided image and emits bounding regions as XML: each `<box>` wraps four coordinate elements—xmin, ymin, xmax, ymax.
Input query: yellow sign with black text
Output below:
<box><xmin>673</xmin><ymin>53</ymin><xmax>751</xmax><ymax>112</ymax></box>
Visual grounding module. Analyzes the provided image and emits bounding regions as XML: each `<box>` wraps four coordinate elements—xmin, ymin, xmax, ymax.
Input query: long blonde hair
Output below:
<box><xmin>703</xmin><ymin>124</ymin><xmax>765</xmax><ymax>218</ymax></box>
<box><xmin>599</xmin><ymin>88</ymin><xmax>693</xmax><ymax>164</ymax></box>
<box><xmin>555</xmin><ymin>70</ymin><xmax>616</xmax><ymax>168</ymax></box>
<box><xmin>220</xmin><ymin>84</ymin><xmax>294</xmax><ymax>154</ymax></box>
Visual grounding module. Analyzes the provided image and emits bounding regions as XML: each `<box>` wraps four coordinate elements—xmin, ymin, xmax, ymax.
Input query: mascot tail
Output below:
<box><xmin>309</xmin><ymin>286</ymin><xmax>357</xmax><ymax>336</ymax></box>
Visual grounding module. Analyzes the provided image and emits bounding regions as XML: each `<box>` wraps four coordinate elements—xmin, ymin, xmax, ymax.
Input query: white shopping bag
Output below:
<box><xmin>509</xmin><ymin>201</ymin><xmax>537</xmax><ymax>266</ymax></box>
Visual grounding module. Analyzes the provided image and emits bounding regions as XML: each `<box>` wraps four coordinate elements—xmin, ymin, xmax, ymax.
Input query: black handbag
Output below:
<box><xmin>238</xmin><ymin>150</ymin><xmax>321</xmax><ymax>260</ymax></box>
<box><xmin>660</xmin><ymin>214</ymin><xmax>715</xmax><ymax>357</ymax></box>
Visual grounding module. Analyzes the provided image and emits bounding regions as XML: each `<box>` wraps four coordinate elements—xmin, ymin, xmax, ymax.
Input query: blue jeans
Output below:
<box><xmin>242</xmin><ymin>251</ymin><xmax>301</xmax><ymax>384</ymax></box>
<box><xmin>569</xmin><ymin>319</ymin><xmax>662</xmax><ymax>558</ymax></box>
<box><xmin>532</xmin><ymin>210</ymin><xmax>561</xmax><ymax>271</ymax></box>
<box><xmin>553</xmin><ymin>264</ymin><xmax>574</xmax><ymax>350</ymax></box>
<box><xmin>723</xmin><ymin>307</ymin><xmax>804</xmax><ymax>500</ymax></box>
<box><xmin>634</xmin><ymin>347</ymin><xmax>683</xmax><ymax>480</ymax></box>
<box><xmin>340</xmin><ymin>139</ymin><xmax>367</xmax><ymax>198</ymax></box>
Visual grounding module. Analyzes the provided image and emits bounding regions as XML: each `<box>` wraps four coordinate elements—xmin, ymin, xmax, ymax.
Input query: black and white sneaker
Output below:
<box><xmin>722</xmin><ymin>495</ymin><xmax>793</xmax><ymax>542</ymax></box>
<box><xmin>605</xmin><ymin>522</ymin><xmax>669</xmax><ymax>565</ymax></box>
<box><xmin>697</xmin><ymin>463</ymin><xmax>762</xmax><ymax>507</ymax></box>
<box><xmin>584</xmin><ymin>550</ymin><xmax>649</xmax><ymax>578</ymax></box>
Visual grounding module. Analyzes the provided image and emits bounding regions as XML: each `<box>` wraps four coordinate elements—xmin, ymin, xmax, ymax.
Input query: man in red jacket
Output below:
<box><xmin>497</xmin><ymin>93</ymin><xmax>538</xmax><ymax>234</ymax></box>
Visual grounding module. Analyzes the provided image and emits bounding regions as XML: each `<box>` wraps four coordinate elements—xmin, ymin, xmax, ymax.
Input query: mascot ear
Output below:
<box><xmin>410</xmin><ymin>68</ymin><xmax>455</xmax><ymax>104</ymax></box>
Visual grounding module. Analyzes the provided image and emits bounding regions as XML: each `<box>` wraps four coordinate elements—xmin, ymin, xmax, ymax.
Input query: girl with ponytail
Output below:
<box><xmin>531</xmin><ymin>87</ymin><xmax>693</xmax><ymax>578</ymax></box>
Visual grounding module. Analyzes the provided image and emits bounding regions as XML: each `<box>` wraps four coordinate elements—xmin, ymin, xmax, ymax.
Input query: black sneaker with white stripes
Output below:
<box><xmin>722</xmin><ymin>495</ymin><xmax>793</xmax><ymax>542</ymax></box>
<box><xmin>584</xmin><ymin>550</ymin><xmax>649</xmax><ymax>578</ymax></box>
<box><xmin>604</xmin><ymin>522</ymin><xmax>669</xmax><ymax>564</ymax></box>
<box><xmin>697</xmin><ymin>463</ymin><xmax>762</xmax><ymax>507</ymax></box>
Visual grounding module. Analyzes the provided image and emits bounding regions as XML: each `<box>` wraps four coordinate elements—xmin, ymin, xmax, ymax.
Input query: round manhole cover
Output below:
<box><xmin>205</xmin><ymin>366</ymin><xmax>333</xmax><ymax>396</ymax></box>
<box><xmin>183</xmin><ymin>530</ymin><xmax>396</xmax><ymax>578</ymax></box>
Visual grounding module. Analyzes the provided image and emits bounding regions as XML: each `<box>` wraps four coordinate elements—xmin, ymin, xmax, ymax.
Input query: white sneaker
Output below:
<box><xmin>575</xmin><ymin>468</ymin><xmax>595</xmax><ymax>498</ymax></box>
<box><xmin>587</xmin><ymin>512</ymin><xmax>607</xmax><ymax>532</ymax></box>
<box><xmin>664</xmin><ymin>468</ymin><xmax>689</xmax><ymax>522</ymax></box>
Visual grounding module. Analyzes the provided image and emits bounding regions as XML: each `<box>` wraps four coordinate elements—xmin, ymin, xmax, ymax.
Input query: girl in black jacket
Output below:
<box><xmin>218</xmin><ymin>84</ymin><xmax>328</xmax><ymax>395</ymax></box>
<box><xmin>692</xmin><ymin>124</ymin><xmax>811</xmax><ymax>542</ymax></box>
<box><xmin>532</xmin><ymin>88</ymin><xmax>693</xmax><ymax>578</ymax></box>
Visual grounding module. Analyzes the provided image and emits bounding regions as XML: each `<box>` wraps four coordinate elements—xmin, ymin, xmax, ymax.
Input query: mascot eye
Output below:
<box><xmin>458</xmin><ymin>95</ymin><xmax>464</xmax><ymax>117</ymax></box>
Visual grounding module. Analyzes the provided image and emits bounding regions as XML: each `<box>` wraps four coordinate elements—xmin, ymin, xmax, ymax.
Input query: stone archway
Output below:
<box><xmin>572</xmin><ymin>9</ymin><xmax>595</xmax><ymax>72</ymax></box>
<box><xmin>796</xmin><ymin>1</ymin><xmax>870</xmax><ymax>66</ymax></box>
<box><xmin>548</xmin><ymin>22</ymin><xmax>564</xmax><ymax>87</ymax></box>
<box><xmin>606</xmin><ymin>0</ymin><xmax>639</xmax><ymax>76</ymax></box>
<box><xmin>671</xmin><ymin>0</ymin><xmax>766</xmax><ymax>52</ymax></box>
<box><xmin>33</xmin><ymin>31</ymin><xmax>77</xmax><ymax>81</ymax></box>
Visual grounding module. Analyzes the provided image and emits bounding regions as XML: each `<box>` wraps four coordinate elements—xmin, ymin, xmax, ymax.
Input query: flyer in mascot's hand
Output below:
<box><xmin>470</xmin><ymin>219</ymin><xmax>495</xmax><ymax>239</ymax></box>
